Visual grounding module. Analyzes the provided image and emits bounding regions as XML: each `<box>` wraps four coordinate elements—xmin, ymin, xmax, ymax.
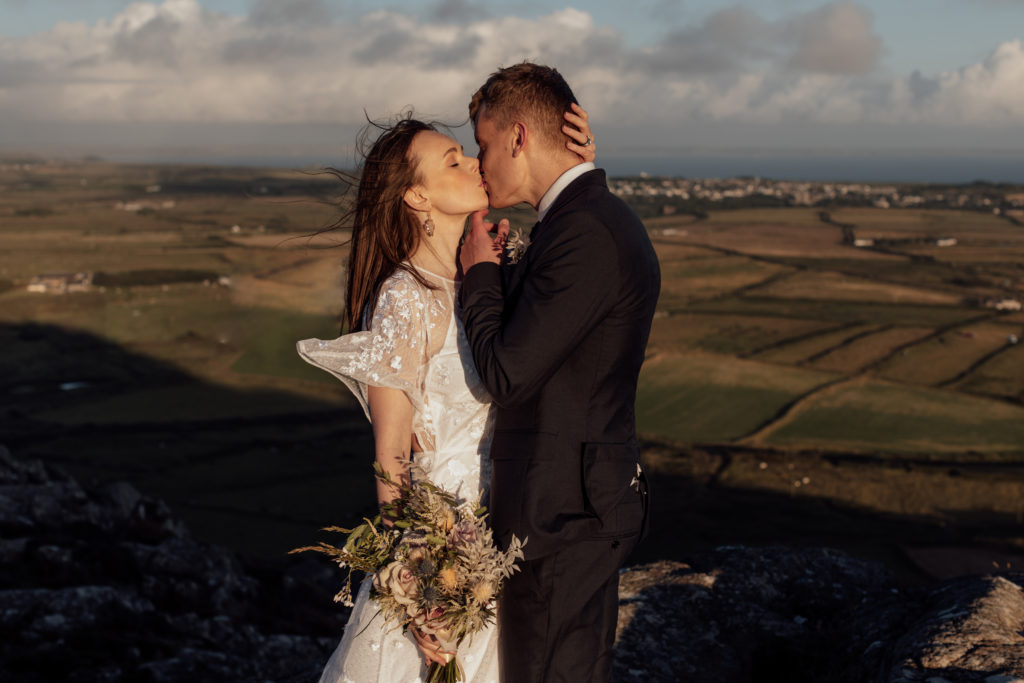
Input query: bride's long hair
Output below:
<box><xmin>337</xmin><ymin>115</ymin><xmax>439</xmax><ymax>332</ymax></box>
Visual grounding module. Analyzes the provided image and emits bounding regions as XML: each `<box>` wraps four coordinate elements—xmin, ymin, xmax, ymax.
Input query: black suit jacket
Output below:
<box><xmin>460</xmin><ymin>169</ymin><xmax>660</xmax><ymax>559</ymax></box>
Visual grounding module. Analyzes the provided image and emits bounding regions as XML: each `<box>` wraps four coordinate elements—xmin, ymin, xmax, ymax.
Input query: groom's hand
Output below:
<box><xmin>460</xmin><ymin>209</ymin><xmax>509</xmax><ymax>274</ymax></box>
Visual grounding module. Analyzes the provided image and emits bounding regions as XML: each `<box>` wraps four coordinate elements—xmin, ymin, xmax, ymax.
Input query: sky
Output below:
<box><xmin>1</xmin><ymin>0</ymin><xmax>1023</xmax><ymax>177</ymax></box>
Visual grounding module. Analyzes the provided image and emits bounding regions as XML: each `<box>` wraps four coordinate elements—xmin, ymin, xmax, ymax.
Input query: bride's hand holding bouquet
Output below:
<box><xmin>292</xmin><ymin>463</ymin><xmax>525</xmax><ymax>683</ymax></box>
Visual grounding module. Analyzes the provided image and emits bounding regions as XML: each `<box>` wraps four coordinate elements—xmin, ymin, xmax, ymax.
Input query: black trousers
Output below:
<box><xmin>498</xmin><ymin>534</ymin><xmax>639</xmax><ymax>683</ymax></box>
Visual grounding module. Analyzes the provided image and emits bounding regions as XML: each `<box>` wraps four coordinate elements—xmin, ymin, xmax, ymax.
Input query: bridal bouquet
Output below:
<box><xmin>292</xmin><ymin>463</ymin><xmax>525</xmax><ymax>683</ymax></box>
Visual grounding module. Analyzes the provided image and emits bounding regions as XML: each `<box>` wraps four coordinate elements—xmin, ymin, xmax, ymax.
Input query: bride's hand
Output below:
<box><xmin>411</xmin><ymin>627</ymin><xmax>455</xmax><ymax>667</ymax></box>
<box><xmin>563</xmin><ymin>102</ymin><xmax>596</xmax><ymax>163</ymax></box>
<box><xmin>460</xmin><ymin>209</ymin><xmax>510</xmax><ymax>273</ymax></box>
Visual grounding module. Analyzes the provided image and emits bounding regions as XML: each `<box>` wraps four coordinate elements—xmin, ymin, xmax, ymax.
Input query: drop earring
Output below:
<box><xmin>423</xmin><ymin>216</ymin><xmax>435</xmax><ymax>237</ymax></box>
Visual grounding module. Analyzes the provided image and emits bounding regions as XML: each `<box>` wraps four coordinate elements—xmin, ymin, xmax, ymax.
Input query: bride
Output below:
<box><xmin>296</xmin><ymin>107</ymin><xmax>595</xmax><ymax>683</ymax></box>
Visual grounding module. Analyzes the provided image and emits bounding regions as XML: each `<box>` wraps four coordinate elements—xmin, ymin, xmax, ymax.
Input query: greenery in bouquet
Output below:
<box><xmin>292</xmin><ymin>462</ymin><xmax>525</xmax><ymax>682</ymax></box>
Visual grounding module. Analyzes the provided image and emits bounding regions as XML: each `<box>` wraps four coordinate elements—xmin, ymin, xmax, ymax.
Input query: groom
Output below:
<box><xmin>459</xmin><ymin>63</ymin><xmax>660</xmax><ymax>683</ymax></box>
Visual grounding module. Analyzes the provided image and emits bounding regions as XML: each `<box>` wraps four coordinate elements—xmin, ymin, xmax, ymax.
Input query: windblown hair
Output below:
<box><xmin>331</xmin><ymin>115</ymin><xmax>437</xmax><ymax>333</ymax></box>
<box><xmin>468</xmin><ymin>62</ymin><xmax>578</xmax><ymax>149</ymax></box>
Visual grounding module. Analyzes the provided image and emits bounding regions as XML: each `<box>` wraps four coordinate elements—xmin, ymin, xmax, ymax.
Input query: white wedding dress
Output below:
<box><xmin>296</xmin><ymin>266</ymin><xmax>499</xmax><ymax>683</ymax></box>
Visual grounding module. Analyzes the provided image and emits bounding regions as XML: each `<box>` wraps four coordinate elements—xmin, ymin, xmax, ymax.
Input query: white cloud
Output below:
<box><xmin>0</xmin><ymin>2</ymin><xmax>620</xmax><ymax>125</ymax></box>
<box><xmin>0</xmin><ymin>0</ymin><xmax>1020</xmax><ymax>154</ymax></box>
<box><xmin>923</xmin><ymin>39</ymin><xmax>1024</xmax><ymax>124</ymax></box>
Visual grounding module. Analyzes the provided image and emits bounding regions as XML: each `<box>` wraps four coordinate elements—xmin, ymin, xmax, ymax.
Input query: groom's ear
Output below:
<box><xmin>510</xmin><ymin>121</ymin><xmax>527</xmax><ymax>158</ymax></box>
<box><xmin>403</xmin><ymin>185</ymin><xmax>430</xmax><ymax>213</ymax></box>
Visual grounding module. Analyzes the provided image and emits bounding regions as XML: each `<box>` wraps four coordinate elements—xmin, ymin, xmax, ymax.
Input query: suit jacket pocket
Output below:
<box><xmin>582</xmin><ymin>442</ymin><xmax>644</xmax><ymax>538</ymax></box>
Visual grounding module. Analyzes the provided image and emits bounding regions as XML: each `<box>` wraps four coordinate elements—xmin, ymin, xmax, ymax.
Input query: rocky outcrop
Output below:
<box><xmin>888</xmin><ymin>575</ymin><xmax>1024</xmax><ymax>682</ymax></box>
<box><xmin>613</xmin><ymin>553</ymin><xmax>1024</xmax><ymax>682</ymax></box>
<box><xmin>613</xmin><ymin>550</ymin><xmax>907</xmax><ymax>682</ymax></box>
<box><xmin>0</xmin><ymin>445</ymin><xmax>339</xmax><ymax>682</ymax></box>
<box><xmin>3</xmin><ymin>445</ymin><xmax>1023</xmax><ymax>682</ymax></box>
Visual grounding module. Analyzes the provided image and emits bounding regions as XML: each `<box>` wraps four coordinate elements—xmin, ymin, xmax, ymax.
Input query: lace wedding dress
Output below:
<box><xmin>296</xmin><ymin>266</ymin><xmax>499</xmax><ymax>683</ymax></box>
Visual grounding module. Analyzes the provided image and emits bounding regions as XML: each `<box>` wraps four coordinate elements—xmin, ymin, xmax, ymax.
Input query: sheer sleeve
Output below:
<box><xmin>296</xmin><ymin>272</ymin><xmax>430</xmax><ymax>421</ymax></box>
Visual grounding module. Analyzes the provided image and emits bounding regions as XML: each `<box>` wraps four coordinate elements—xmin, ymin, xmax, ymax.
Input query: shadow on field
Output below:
<box><xmin>2</xmin><ymin>322</ymin><xmax>1021</xmax><ymax>585</ymax></box>
<box><xmin>0</xmin><ymin>321</ymin><xmax>377</xmax><ymax>563</ymax></box>
<box><xmin>630</xmin><ymin>441</ymin><xmax>1024</xmax><ymax>583</ymax></box>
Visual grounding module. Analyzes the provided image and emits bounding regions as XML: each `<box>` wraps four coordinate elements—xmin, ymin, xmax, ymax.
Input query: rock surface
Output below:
<box><xmin>3</xmin><ymin>445</ymin><xmax>1023</xmax><ymax>682</ymax></box>
<box><xmin>613</xmin><ymin>554</ymin><xmax>1024</xmax><ymax>682</ymax></box>
<box><xmin>0</xmin><ymin>445</ymin><xmax>340</xmax><ymax>682</ymax></box>
<box><xmin>887</xmin><ymin>574</ymin><xmax>1024</xmax><ymax>682</ymax></box>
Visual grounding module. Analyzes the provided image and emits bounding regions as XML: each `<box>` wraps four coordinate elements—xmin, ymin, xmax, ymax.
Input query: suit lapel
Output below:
<box><xmin>505</xmin><ymin>170</ymin><xmax>607</xmax><ymax>299</ymax></box>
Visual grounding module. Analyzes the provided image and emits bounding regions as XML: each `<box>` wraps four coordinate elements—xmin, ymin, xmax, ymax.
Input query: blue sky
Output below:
<box><xmin>1</xmin><ymin>0</ymin><xmax>1022</xmax><ymax>171</ymax></box>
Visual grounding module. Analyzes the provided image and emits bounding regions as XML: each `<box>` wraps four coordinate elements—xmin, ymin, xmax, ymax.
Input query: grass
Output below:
<box><xmin>755</xmin><ymin>270</ymin><xmax>962</xmax><ymax>306</ymax></box>
<box><xmin>229</xmin><ymin>307</ymin><xmax>341</xmax><ymax>381</ymax></box>
<box><xmin>875</xmin><ymin>322</ymin><xmax>1015</xmax><ymax>386</ymax></box>
<box><xmin>806</xmin><ymin>326</ymin><xmax>934</xmax><ymax>374</ymax></box>
<box><xmin>685</xmin><ymin>296</ymin><xmax>975</xmax><ymax>326</ymax></box>
<box><xmin>752</xmin><ymin>323</ymin><xmax>881</xmax><ymax>365</ymax></box>
<box><xmin>35</xmin><ymin>381</ymin><xmax>339</xmax><ymax>424</ymax></box>
<box><xmin>763</xmin><ymin>379</ymin><xmax>1024</xmax><ymax>454</ymax></box>
<box><xmin>830</xmin><ymin>207</ymin><xmax>1009</xmax><ymax>234</ymax></box>
<box><xmin>6</xmin><ymin>161</ymin><xmax>1024</xmax><ymax>565</ymax></box>
<box><xmin>655</xmin><ymin>255</ymin><xmax>791</xmax><ymax>309</ymax></box>
<box><xmin>648</xmin><ymin>313</ymin><xmax>831</xmax><ymax>356</ymax></box>
<box><xmin>637</xmin><ymin>352</ymin><xmax>831</xmax><ymax>443</ymax></box>
<box><xmin>704</xmin><ymin>207</ymin><xmax>827</xmax><ymax>226</ymax></box>
<box><xmin>956</xmin><ymin>341</ymin><xmax>1024</xmax><ymax>400</ymax></box>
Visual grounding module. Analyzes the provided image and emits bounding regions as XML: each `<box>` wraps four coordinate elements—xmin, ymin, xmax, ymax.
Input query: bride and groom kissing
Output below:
<box><xmin>298</xmin><ymin>62</ymin><xmax>661</xmax><ymax>683</ymax></box>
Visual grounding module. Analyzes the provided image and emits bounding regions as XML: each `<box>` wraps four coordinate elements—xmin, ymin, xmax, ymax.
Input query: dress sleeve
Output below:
<box><xmin>296</xmin><ymin>274</ymin><xmax>429</xmax><ymax>421</ymax></box>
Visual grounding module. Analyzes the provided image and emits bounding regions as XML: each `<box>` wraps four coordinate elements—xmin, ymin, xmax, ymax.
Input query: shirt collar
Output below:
<box><xmin>537</xmin><ymin>162</ymin><xmax>595</xmax><ymax>223</ymax></box>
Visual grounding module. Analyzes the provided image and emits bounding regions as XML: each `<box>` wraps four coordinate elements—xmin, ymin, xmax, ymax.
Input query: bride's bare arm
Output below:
<box><xmin>367</xmin><ymin>385</ymin><xmax>414</xmax><ymax>511</ymax></box>
<box><xmin>366</xmin><ymin>385</ymin><xmax>450</xmax><ymax>667</ymax></box>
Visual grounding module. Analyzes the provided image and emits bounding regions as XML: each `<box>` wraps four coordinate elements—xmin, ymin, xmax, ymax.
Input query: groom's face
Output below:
<box><xmin>473</xmin><ymin>106</ymin><xmax>527</xmax><ymax>209</ymax></box>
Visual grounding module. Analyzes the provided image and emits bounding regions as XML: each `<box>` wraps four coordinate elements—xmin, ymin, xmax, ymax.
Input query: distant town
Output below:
<box><xmin>609</xmin><ymin>175</ymin><xmax>1024</xmax><ymax>219</ymax></box>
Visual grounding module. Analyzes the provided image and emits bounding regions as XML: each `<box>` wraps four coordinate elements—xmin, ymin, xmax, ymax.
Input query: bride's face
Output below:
<box><xmin>408</xmin><ymin>130</ymin><xmax>489</xmax><ymax>217</ymax></box>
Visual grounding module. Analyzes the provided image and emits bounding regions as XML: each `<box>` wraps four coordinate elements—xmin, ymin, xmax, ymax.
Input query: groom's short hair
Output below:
<box><xmin>469</xmin><ymin>62</ymin><xmax>578</xmax><ymax>150</ymax></box>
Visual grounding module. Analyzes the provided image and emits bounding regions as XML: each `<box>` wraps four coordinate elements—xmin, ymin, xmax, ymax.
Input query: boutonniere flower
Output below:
<box><xmin>505</xmin><ymin>228</ymin><xmax>530</xmax><ymax>265</ymax></box>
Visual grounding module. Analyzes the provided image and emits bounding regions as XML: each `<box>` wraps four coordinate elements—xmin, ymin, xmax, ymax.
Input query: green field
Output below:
<box><xmin>3</xmin><ymin>161</ymin><xmax>1024</xmax><ymax>569</ymax></box>
<box><xmin>762</xmin><ymin>378</ymin><xmax>1024</xmax><ymax>453</ymax></box>
<box><xmin>646</xmin><ymin>205</ymin><xmax>1024</xmax><ymax>454</ymax></box>
<box><xmin>636</xmin><ymin>353</ymin><xmax>832</xmax><ymax>442</ymax></box>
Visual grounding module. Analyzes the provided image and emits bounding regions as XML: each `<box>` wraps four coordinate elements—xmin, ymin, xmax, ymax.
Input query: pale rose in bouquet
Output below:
<box><xmin>292</xmin><ymin>463</ymin><xmax>525</xmax><ymax>683</ymax></box>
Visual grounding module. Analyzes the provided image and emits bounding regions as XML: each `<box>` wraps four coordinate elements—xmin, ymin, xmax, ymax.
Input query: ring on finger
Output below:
<box><xmin>583</xmin><ymin>136</ymin><xmax>592</xmax><ymax>146</ymax></box>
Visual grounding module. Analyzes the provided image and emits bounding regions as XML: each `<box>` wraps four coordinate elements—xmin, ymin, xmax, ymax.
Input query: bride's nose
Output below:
<box><xmin>469</xmin><ymin>157</ymin><xmax>480</xmax><ymax>174</ymax></box>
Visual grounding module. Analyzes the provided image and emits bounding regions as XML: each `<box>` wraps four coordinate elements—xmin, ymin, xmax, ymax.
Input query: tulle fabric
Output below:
<box><xmin>297</xmin><ymin>267</ymin><xmax>499</xmax><ymax>683</ymax></box>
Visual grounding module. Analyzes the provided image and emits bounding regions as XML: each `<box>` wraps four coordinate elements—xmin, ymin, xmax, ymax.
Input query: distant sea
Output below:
<box><xmin>94</xmin><ymin>150</ymin><xmax>1024</xmax><ymax>185</ymax></box>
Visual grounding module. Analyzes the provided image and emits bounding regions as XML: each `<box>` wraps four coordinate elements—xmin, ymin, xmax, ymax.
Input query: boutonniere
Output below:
<box><xmin>505</xmin><ymin>228</ymin><xmax>530</xmax><ymax>265</ymax></box>
<box><xmin>630</xmin><ymin>463</ymin><xmax>643</xmax><ymax>493</ymax></box>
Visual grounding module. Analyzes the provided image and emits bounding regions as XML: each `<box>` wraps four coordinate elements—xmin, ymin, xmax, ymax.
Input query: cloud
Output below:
<box><xmin>248</xmin><ymin>0</ymin><xmax>333</xmax><ymax>27</ymax></box>
<box><xmin>637</xmin><ymin>2</ymin><xmax>881</xmax><ymax>76</ymax></box>
<box><xmin>0</xmin><ymin>0</ymin><xmax>1020</xmax><ymax>156</ymax></box>
<box><xmin>905</xmin><ymin>39</ymin><xmax>1024</xmax><ymax>125</ymax></box>
<box><xmin>786</xmin><ymin>2</ymin><xmax>882</xmax><ymax>74</ymax></box>
<box><xmin>638</xmin><ymin>8</ymin><xmax>776</xmax><ymax>74</ymax></box>
<box><xmin>429</xmin><ymin>0</ymin><xmax>489</xmax><ymax>23</ymax></box>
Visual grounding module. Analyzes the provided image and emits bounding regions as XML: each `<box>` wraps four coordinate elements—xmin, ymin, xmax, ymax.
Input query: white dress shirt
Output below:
<box><xmin>537</xmin><ymin>162</ymin><xmax>596</xmax><ymax>223</ymax></box>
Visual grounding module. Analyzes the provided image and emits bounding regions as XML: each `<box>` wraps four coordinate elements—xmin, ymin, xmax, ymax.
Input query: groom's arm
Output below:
<box><xmin>460</xmin><ymin>214</ymin><xmax>618</xmax><ymax>407</ymax></box>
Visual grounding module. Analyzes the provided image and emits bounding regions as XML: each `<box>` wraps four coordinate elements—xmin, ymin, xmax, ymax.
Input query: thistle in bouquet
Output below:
<box><xmin>291</xmin><ymin>462</ymin><xmax>525</xmax><ymax>683</ymax></box>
